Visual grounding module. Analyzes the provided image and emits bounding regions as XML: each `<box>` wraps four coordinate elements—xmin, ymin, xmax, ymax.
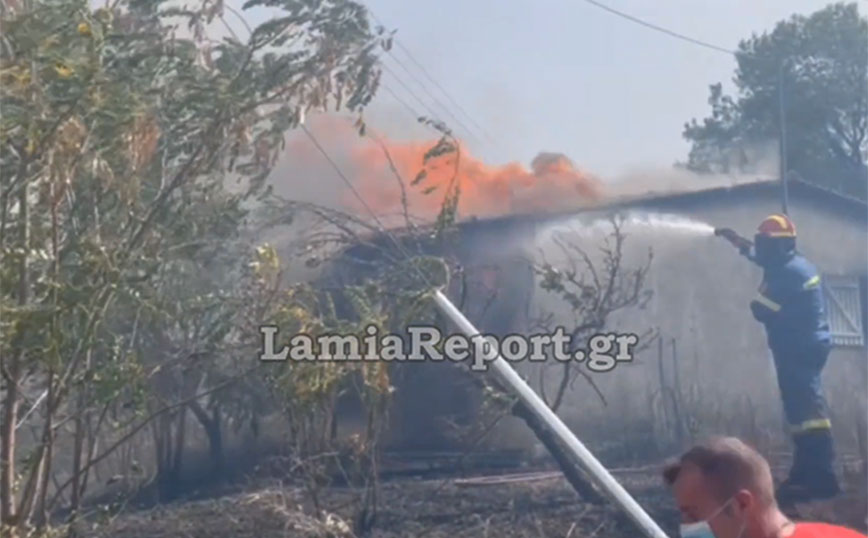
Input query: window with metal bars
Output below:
<box><xmin>822</xmin><ymin>274</ymin><xmax>866</xmax><ymax>347</ymax></box>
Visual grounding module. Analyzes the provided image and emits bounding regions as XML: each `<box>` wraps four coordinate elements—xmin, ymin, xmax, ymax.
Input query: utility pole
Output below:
<box><xmin>778</xmin><ymin>59</ymin><xmax>790</xmax><ymax>215</ymax></box>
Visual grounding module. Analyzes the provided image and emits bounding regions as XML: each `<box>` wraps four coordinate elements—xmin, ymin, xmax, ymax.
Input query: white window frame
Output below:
<box><xmin>822</xmin><ymin>274</ymin><xmax>865</xmax><ymax>347</ymax></box>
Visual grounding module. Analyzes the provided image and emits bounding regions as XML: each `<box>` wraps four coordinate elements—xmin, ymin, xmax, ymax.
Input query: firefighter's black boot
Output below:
<box><xmin>776</xmin><ymin>430</ymin><xmax>840</xmax><ymax>506</ymax></box>
<box><xmin>803</xmin><ymin>429</ymin><xmax>840</xmax><ymax>497</ymax></box>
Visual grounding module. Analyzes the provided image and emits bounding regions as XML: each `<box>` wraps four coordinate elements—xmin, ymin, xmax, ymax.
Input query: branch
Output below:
<box><xmin>48</xmin><ymin>365</ymin><xmax>258</xmax><ymax>511</ymax></box>
<box><xmin>367</xmin><ymin>130</ymin><xmax>412</xmax><ymax>231</ymax></box>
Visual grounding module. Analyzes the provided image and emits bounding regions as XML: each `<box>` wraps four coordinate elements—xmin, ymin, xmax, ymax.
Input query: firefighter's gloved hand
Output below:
<box><xmin>750</xmin><ymin>300</ymin><xmax>768</xmax><ymax>322</ymax></box>
<box><xmin>739</xmin><ymin>244</ymin><xmax>751</xmax><ymax>257</ymax></box>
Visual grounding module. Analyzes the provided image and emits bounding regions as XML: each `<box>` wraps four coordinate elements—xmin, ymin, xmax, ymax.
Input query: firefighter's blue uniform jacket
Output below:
<box><xmin>748</xmin><ymin>252</ymin><xmax>833</xmax><ymax>439</ymax></box>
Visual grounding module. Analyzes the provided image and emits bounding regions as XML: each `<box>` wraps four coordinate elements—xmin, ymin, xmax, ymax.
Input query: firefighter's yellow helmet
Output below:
<box><xmin>757</xmin><ymin>214</ymin><xmax>796</xmax><ymax>238</ymax></box>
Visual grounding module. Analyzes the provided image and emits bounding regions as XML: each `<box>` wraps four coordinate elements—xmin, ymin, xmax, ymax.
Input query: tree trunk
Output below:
<box><xmin>16</xmin><ymin>437</ymin><xmax>43</xmax><ymax>526</ymax></box>
<box><xmin>172</xmin><ymin>406</ymin><xmax>187</xmax><ymax>478</ymax></box>
<box><xmin>189</xmin><ymin>400</ymin><xmax>224</xmax><ymax>473</ymax></box>
<box><xmin>1</xmin><ymin>179</ymin><xmax>29</xmax><ymax>527</ymax></box>
<box><xmin>151</xmin><ymin>407</ymin><xmax>188</xmax><ymax>503</ymax></box>
<box><xmin>32</xmin><ymin>402</ymin><xmax>54</xmax><ymax>527</ymax></box>
<box><xmin>70</xmin><ymin>394</ymin><xmax>86</xmax><ymax>515</ymax></box>
<box><xmin>153</xmin><ymin>412</ymin><xmax>180</xmax><ymax>502</ymax></box>
<box><xmin>78</xmin><ymin>410</ymin><xmax>102</xmax><ymax>504</ymax></box>
<box><xmin>0</xmin><ymin>369</ymin><xmax>21</xmax><ymax>526</ymax></box>
<box><xmin>208</xmin><ymin>407</ymin><xmax>223</xmax><ymax>473</ymax></box>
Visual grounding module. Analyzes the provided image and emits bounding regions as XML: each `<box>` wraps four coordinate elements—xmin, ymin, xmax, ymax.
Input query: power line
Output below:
<box><xmin>580</xmin><ymin>0</ymin><xmax>736</xmax><ymax>56</ymax></box>
<box><xmin>380</xmin><ymin>81</ymin><xmax>424</xmax><ymax>123</ymax></box>
<box><xmin>367</xmin><ymin>10</ymin><xmax>503</xmax><ymax>148</ymax></box>
<box><xmin>384</xmin><ymin>47</ymin><xmax>488</xmax><ymax>148</ymax></box>
<box><xmin>299</xmin><ymin>123</ymin><xmax>437</xmax><ymax>289</ymax></box>
<box><xmin>379</xmin><ymin>62</ymin><xmax>477</xmax><ymax>145</ymax></box>
<box><xmin>378</xmin><ymin>61</ymin><xmax>444</xmax><ymax>125</ymax></box>
<box><xmin>390</xmin><ymin>39</ymin><xmax>503</xmax><ymax>147</ymax></box>
<box><xmin>301</xmin><ymin>123</ymin><xmax>388</xmax><ymax>235</ymax></box>
<box><xmin>365</xmin><ymin>1</ymin><xmax>734</xmax><ymax>164</ymax></box>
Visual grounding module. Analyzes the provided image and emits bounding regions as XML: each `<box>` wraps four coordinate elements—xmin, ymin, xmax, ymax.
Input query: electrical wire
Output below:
<box><xmin>367</xmin><ymin>10</ymin><xmax>502</xmax><ymax>148</ymax></box>
<box><xmin>378</xmin><ymin>61</ymin><xmax>444</xmax><ymax>125</ymax></box>
<box><xmin>367</xmin><ymin>2</ymin><xmax>737</xmax><ymax>166</ymax></box>
<box><xmin>391</xmin><ymin>39</ymin><xmax>503</xmax><ymax>147</ymax></box>
<box><xmin>300</xmin><ymin>124</ymin><xmax>389</xmax><ymax>236</ymax></box>
<box><xmin>380</xmin><ymin>81</ymin><xmax>424</xmax><ymax>122</ymax></box>
<box><xmin>383</xmin><ymin>46</ymin><xmax>487</xmax><ymax>148</ymax></box>
<box><xmin>580</xmin><ymin>0</ymin><xmax>736</xmax><ymax>56</ymax></box>
<box><xmin>299</xmin><ymin>123</ymin><xmax>437</xmax><ymax>289</ymax></box>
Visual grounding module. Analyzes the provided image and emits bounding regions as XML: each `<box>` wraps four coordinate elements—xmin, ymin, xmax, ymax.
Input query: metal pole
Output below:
<box><xmin>778</xmin><ymin>60</ymin><xmax>789</xmax><ymax>215</ymax></box>
<box><xmin>432</xmin><ymin>290</ymin><xmax>670</xmax><ymax>538</ymax></box>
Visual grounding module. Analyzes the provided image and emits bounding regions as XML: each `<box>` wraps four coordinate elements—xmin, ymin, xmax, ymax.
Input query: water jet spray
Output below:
<box><xmin>536</xmin><ymin>212</ymin><xmax>718</xmax><ymax>246</ymax></box>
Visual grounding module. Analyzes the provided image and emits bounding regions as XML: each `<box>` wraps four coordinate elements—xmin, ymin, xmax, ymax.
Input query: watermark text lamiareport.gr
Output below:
<box><xmin>259</xmin><ymin>326</ymin><xmax>639</xmax><ymax>373</ymax></box>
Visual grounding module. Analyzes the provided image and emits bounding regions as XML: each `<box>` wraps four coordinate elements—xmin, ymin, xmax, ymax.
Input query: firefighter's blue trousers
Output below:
<box><xmin>771</xmin><ymin>340</ymin><xmax>837</xmax><ymax>484</ymax></box>
<box><xmin>772</xmin><ymin>341</ymin><xmax>831</xmax><ymax>432</ymax></box>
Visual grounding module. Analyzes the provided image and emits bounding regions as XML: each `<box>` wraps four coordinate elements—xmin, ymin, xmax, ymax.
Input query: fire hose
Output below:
<box><xmin>714</xmin><ymin>227</ymin><xmax>753</xmax><ymax>251</ymax></box>
<box><xmin>432</xmin><ymin>290</ymin><xmax>670</xmax><ymax>538</ymax></box>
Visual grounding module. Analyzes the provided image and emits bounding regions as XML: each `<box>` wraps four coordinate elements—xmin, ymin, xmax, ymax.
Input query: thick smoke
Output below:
<box><xmin>606</xmin><ymin>140</ymin><xmax>781</xmax><ymax>199</ymax></box>
<box><xmin>267</xmin><ymin>114</ymin><xmax>602</xmax><ymax>224</ymax></box>
<box><xmin>261</xmin><ymin>113</ymin><xmax>779</xmax><ymax>230</ymax></box>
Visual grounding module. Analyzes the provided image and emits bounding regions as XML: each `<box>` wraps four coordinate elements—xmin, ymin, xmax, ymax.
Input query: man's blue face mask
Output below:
<box><xmin>679</xmin><ymin>497</ymin><xmax>745</xmax><ymax>538</ymax></box>
<box><xmin>679</xmin><ymin>519</ymin><xmax>717</xmax><ymax>538</ymax></box>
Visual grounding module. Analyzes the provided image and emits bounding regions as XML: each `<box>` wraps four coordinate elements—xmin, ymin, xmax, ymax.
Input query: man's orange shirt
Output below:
<box><xmin>792</xmin><ymin>522</ymin><xmax>867</xmax><ymax>537</ymax></box>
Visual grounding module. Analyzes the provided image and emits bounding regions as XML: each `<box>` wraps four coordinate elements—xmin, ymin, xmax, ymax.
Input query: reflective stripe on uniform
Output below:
<box><xmin>791</xmin><ymin>418</ymin><xmax>832</xmax><ymax>434</ymax></box>
<box><xmin>803</xmin><ymin>275</ymin><xmax>820</xmax><ymax>290</ymax></box>
<box><xmin>754</xmin><ymin>294</ymin><xmax>782</xmax><ymax>312</ymax></box>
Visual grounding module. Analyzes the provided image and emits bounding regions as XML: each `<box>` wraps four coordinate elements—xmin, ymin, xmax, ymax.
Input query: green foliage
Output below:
<box><xmin>246</xmin><ymin>242</ymin><xmax>448</xmax><ymax>416</ymax></box>
<box><xmin>0</xmin><ymin>0</ymin><xmax>385</xmax><ymax>528</ymax></box>
<box><xmin>682</xmin><ymin>2</ymin><xmax>867</xmax><ymax>199</ymax></box>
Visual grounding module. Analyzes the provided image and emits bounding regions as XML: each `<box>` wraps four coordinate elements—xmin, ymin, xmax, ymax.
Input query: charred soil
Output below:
<box><xmin>90</xmin><ymin>455</ymin><xmax>866</xmax><ymax>538</ymax></box>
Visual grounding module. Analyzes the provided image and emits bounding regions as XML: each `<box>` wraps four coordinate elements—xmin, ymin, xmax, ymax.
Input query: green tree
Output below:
<box><xmin>682</xmin><ymin>2</ymin><xmax>868</xmax><ymax>200</ymax></box>
<box><xmin>0</xmin><ymin>0</ymin><xmax>384</xmax><ymax>531</ymax></box>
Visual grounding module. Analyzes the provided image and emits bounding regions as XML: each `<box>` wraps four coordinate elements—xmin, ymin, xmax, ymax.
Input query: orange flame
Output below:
<box><xmin>290</xmin><ymin>116</ymin><xmax>603</xmax><ymax>221</ymax></box>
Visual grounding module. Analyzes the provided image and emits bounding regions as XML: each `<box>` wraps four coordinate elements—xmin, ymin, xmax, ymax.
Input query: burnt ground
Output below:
<box><xmin>89</xmin><ymin>471</ymin><xmax>679</xmax><ymax>538</ymax></box>
<box><xmin>88</xmin><ymin>455</ymin><xmax>867</xmax><ymax>538</ymax></box>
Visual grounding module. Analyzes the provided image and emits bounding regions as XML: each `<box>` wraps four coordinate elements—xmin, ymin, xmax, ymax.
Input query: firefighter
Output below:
<box><xmin>729</xmin><ymin>214</ymin><xmax>840</xmax><ymax>505</ymax></box>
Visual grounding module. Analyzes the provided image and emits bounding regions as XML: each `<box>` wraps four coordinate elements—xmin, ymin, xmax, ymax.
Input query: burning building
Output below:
<box><xmin>285</xmin><ymin>118</ymin><xmax>865</xmax><ymax>460</ymax></box>
<box><xmin>321</xmin><ymin>172</ymin><xmax>867</xmax><ymax>461</ymax></box>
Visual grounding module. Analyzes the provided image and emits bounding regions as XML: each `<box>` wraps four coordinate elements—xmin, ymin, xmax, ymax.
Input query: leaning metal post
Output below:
<box><xmin>432</xmin><ymin>289</ymin><xmax>670</xmax><ymax>538</ymax></box>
